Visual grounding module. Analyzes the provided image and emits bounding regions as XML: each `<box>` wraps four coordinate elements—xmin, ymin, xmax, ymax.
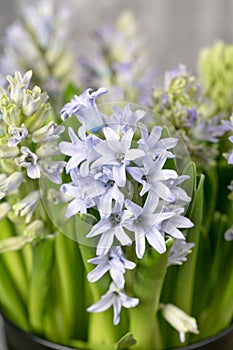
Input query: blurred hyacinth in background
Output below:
<box><xmin>0</xmin><ymin>0</ymin><xmax>78</xmax><ymax>108</ymax></box>
<box><xmin>0</xmin><ymin>1</ymin><xmax>232</xmax><ymax>350</ymax></box>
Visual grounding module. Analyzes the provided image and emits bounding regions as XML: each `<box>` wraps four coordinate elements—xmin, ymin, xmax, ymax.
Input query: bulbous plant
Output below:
<box><xmin>0</xmin><ymin>1</ymin><xmax>233</xmax><ymax>349</ymax></box>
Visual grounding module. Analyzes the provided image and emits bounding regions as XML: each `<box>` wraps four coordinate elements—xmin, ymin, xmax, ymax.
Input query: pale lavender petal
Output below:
<box><xmin>97</xmin><ymin>232</ymin><xmax>114</xmax><ymax>255</ymax></box>
<box><xmin>135</xmin><ymin>232</ymin><xmax>146</xmax><ymax>259</ymax></box>
<box><xmin>87</xmin><ymin>220</ymin><xmax>111</xmax><ymax>238</ymax></box>
<box><xmin>113</xmin><ymin>297</ymin><xmax>122</xmax><ymax>325</ymax></box>
<box><xmin>87</xmin><ymin>264</ymin><xmax>109</xmax><ymax>283</ymax></box>
<box><xmin>125</xmin><ymin>149</ymin><xmax>145</xmax><ymax>161</ymax></box>
<box><xmin>146</xmin><ymin>227</ymin><xmax>166</xmax><ymax>254</ymax></box>
<box><xmin>110</xmin><ymin>269</ymin><xmax>125</xmax><ymax>289</ymax></box>
<box><xmin>113</xmin><ymin>164</ymin><xmax>126</xmax><ymax>187</ymax></box>
<box><xmin>115</xmin><ymin>227</ymin><xmax>131</xmax><ymax>246</ymax></box>
<box><xmin>27</xmin><ymin>164</ymin><xmax>40</xmax><ymax>179</ymax></box>
<box><xmin>87</xmin><ymin>293</ymin><xmax>113</xmax><ymax>313</ymax></box>
<box><xmin>121</xmin><ymin>128</ymin><xmax>134</xmax><ymax>151</ymax></box>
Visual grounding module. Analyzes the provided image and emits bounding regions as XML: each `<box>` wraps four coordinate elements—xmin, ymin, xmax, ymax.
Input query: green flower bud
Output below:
<box><xmin>7</xmin><ymin>71</ymin><xmax>32</xmax><ymax>106</ymax></box>
<box><xmin>22</xmin><ymin>86</ymin><xmax>48</xmax><ymax>117</ymax></box>
<box><xmin>2</xmin><ymin>103</ymin><xmax>20</xmax><ymax>126</ymax></box>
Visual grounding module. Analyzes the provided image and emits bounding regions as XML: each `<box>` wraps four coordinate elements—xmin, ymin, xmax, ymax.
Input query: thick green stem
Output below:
<box><xmin>28</xmin><ymin>236</ymin><xmax>55</xmax><ymax>335</ymax></box>
<box><xmin>129</xmin><ymin>238</ymin><xmax>173</xmax><ymax>350</ymax></box>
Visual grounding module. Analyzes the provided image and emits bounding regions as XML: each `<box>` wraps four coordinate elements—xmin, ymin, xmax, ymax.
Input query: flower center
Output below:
<box><xmin>117</xmin><ymin>152</ymin><xmax>125</xmax><ymax>164</ymax></box>
<box><xmin>111</xmin><ymin>213</ymin><xmax>121</xmax><ymax>225</ymax></box>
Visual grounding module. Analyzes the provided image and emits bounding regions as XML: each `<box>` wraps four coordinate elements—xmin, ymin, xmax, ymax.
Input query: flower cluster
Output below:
<box><xmin>79</xmin><ymin>10</ymin><xmax>154</xmax><ymax>105</ymax></box>
<box><xmin>152</xmin><ymin>64</ymin><xmax>229</xmax><ymax>170</ymax></box>
<box><xmin>0</xmin><ymin>0</ymin><xmax>78</xmax><ymax>107</ymax></box>
<box><xmin>57</xmin><ymin>87</ymin><xmax>194</xmax><ymax>325</ymax></box>
<box><xmin>0</xmin><ymin>70</ymin><xmax>64</xmax><ymax>241</ymax></box>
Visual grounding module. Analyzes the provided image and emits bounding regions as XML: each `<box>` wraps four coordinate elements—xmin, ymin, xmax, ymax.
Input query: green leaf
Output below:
<box><xmin>116</xmin><ymin>332</ymin><xmax>137</xmax><ymax>349</ymax></box>
<box><xmin>28</xmin><ymin>236</ymin><xmax>55</xmax><ymax>335</ymax></box>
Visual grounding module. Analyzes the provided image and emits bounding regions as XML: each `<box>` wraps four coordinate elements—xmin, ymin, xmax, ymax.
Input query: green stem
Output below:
<box><xmin>28</xmin><ymin>236</ymin><xmax>55</xmax><ymax>335</ymax></box>
<box><xmin>0</xmin><ymin>258</ymin><xmax>29</xmax><ymax>330</ymax></box>
<box><xmin>129</xmin><ymin>238</ymin><xmax>173</xmax><ymax>350</ymax></box>
<box><xmin>55</xmin><ymin>232</ymin><xmax>87</xmax><ymax>342</ymax></box>
<box><xmin>0</xmin><ymin>219</ymin><xmax>29</xmax><ymax>306</ymax></box>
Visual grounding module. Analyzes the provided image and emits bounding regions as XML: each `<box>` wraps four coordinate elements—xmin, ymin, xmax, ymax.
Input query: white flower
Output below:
<box><xmin>40</xmin><ymin>160</ymin><xmax>65</xmax><ymax>184</ymax></box>
<box><xmin>92</xmin><ymin>127</ymin><xmax>145</xmax><ymax>187</ymax></box>
<box><xmin>32</xmin><ymin>121</ymin><xmax>65</xmax><ymax>143</ymax></box>
<box><xmin>124</xmin><ymin>193</ymin><xmax>175</xmax><ymax>258</ymax></box>
<box><xmin>87</xmin><ymin>282</ymin><xmax>139</xmax><ymax>325</ymax></box>
<box><xmin>0</xmin><ymin>172</ymin><xmax>24</xmax><ymax>199</ymax></box>
<box><xmin>0</xmin><ymin>202</ymin><xmax>11</xmax><ymax>221</ymax></box>
<box><xmin>161</xmin><ymin>303</ymin><xmax>199</xmax><ymax>343</ymax></box>
<box><xmin>7</xmin><ymin>71</ymin><xmax>32</xmax><ymax>106</ymax></box>
<box><xmin>87</xmin><ymin>246</ymin><xmax>135</xmax><ymax>289</ymax></box>
<box><xmin>167</xmin><ymin>240</ymin><xmax>195</xmax><ymax>266</ymax></box>
<box><xmin>13</xmin><ymin>191</ymin><xmax>40</xmax><ymax>223</ymax></box>
<box><xmin>8</xmin><ymin>123</ymin><xmax>28</xmax><ymax>147</ymax></box>
<box><xmin>86</xmin><ymin>201</ymin><xmax>132</xmax><ymax>255</ymax></box>
<box><xmin>15</xmin><ymin>146</ymin><xmax>40</xmax><ymax>179</ymax></box>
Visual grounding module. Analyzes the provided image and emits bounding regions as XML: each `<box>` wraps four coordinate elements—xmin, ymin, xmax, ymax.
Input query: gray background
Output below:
<box><xmin>0</xmin><ymin>0</ymin><xmax>233</xmax><ymax>349</ymax></box>
<box><xmin>0</xmin><ymin>0</ymin><xmax>233</xmax><ymax>75</ymax></box>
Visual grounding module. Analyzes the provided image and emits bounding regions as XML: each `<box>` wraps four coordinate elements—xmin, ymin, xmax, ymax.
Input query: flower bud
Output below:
<box><xmin>13</xmin><ymin>190</ymin><xmax>40</xmax><ymax>223</ymax></box>
<box><xmin>161</xmin><ymin>303</ymin><xmax>199</xmax><ymax>343</ymax></box>
<box><xmin>0</xmin><ymin>172</ymin><xmax>24</xmax><ymax>199</ymax></box>
<box><xmin>32</xmin><ymin>121</ymin><xmax>65</xmax><ymax>143</ymax></box>
<box><xmin>0</xmin><ymin>202</ymin><xmax>11</xmax><ymax>221</ymax></box>
<box><xmin>7</xmin><ymin>71</ymin><xmax>32</xmax><ymax>106</ymax></box>
<box><xmin>2</xmin><ymin>103</ymin><xmax>20</xmax><ymax>126</ymax></box>
<box><xmin>22</xmin><ymin>86</ymin><xmax>48</xmax><ymax>117</ymax></box>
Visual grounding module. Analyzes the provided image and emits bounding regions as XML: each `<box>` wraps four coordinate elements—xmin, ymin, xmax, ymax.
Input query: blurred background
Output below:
<box><xmin>0</xmin><ymin>0</ymin><xmax>232</xmax><ymax>78</ymax></box>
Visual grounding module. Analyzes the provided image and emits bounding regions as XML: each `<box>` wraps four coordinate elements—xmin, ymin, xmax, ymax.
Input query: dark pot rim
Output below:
<box><xmin>2</xmin><ymin>313</ymin><xmax>233</xmax><ymax>350</ymax></box>
<box><xmin>2</xmin><ymin>315</ymin><xmax>78</xmax><ymax>350</ymax></box>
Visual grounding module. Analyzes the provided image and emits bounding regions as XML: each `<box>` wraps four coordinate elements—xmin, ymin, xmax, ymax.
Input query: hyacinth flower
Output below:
<box><xmin>0</xmin><ymin>0</ymin><xmax>78</xmax><ymax>108</ymax></box>
<box><xmin>198</xmin><ymin>41</ymin><xmax>233</xmax><ymax>115</ymax></box>
<box><xmin>35</xmin><ymin>85</ymin><xmax>205</xmax><ymax>350</ymax></box>
<box><xmin>79</xmin><ymin>10</ymin><xmax>155</xmax><ymax>105</ymax></box>
<box><xmin>152</xmin><ymin>64</ymin><xmax>228</xmax><ymax>170</ymax></box>
<box><xmin>0</xmin><ymin>71</ymin><xmax>79</xmax><ymax>338</ymax></box>
<box><xmin>152</xmin><ymin>56</ymin><xmax>233</xmax><ymax>347</ymax></box>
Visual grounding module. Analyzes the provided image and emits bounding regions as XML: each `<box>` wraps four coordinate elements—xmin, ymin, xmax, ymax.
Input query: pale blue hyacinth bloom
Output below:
<box><xmin>160</xmin><ymin>207</ymin><xmax>194</xmax><ymax>240</ymax></box>
<box><xmin>87</xmin><ymin>282</ymin><xmax>139</xmax><ymax>325</ymax></box>
<box><xmin>93</xmin><ymin>166</ymin><xmax>124</xmax><ymax>217</ymax></box>
<box><xmin>59</xmin><ymin>126</ymin><xmax>100</xmax><ymax>175</ymax></box>
<box><xmin>60</xmin><ymin>87</ymin><xmax>108</xmax><ymax>132</ymax></box>
<box><xmin>86</xmin><ymin>201</ymin><xmax>132</xmax><ymax>255</ymax></box>
<box><xmin>15</xmin><ymin>146</ymin><xmax>40</xmax><ymax>179</ymax></box>
<box><xmin>92</xmin><ymin>127</ymin><xmax>145</xmax><ymax>187</ymax></box>
<box><xmin>164</xmin><ymin>175</ymin><xmax>191</xmax><ymax>205</ymax></box>
<box><xmin>167</xmin><ymin>240</ymin><xmax>195</xmax><ymax>266</ymax></box>
<box><xmin>87</xmin><ymin>246</ymin><xmax>135</xmax><ymax>289</ymax></box>
<box><xmin>137</xmin><ymin>124</ymin><xmax>178</xmax><ymax>160</ymax></box>
<box><xmin>60</xmin><ymin>181</ymin><xmax>96</xmax><ymax>218</ymax></box>
<box><xmin>107</xmin><ymin>104</ymin><xmax>145</xmax><ymax>135</ymax></box>
<box><xmin>127</xmin><ymin>152</ymin><xmax>176</xmax><ymax>201</ymax></box>
<box><xmin>124</xmin><ymin>194</ymin><xmax>176</xmax><ymax>258</ymax></box>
